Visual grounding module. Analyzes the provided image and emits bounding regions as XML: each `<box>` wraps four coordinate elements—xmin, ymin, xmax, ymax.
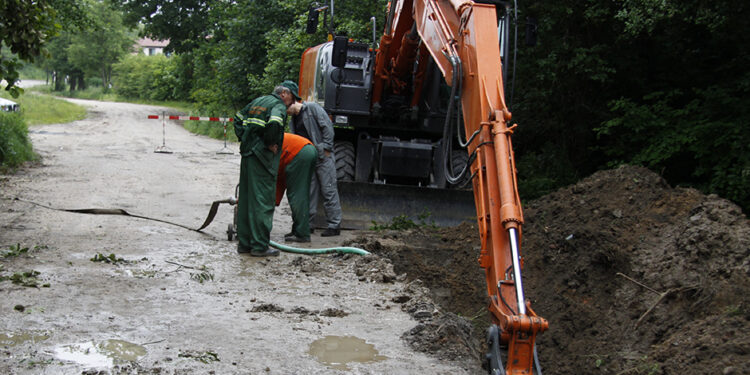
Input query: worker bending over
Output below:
<box><xmin>275</xmin><ymin>133</ymin><xmax>317</xmax><ymax>243</ymax></box>
<box><xmin>287</xmin><ymin>82</ymin><xmax>342</xmax><ymax>237</ymax></box>
<box><xmin>233</xmin><ymin>81</ymin><xmax>297</xmax><ymax>256</ymax></box>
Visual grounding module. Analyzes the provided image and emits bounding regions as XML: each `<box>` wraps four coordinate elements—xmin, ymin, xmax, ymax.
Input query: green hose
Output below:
<box><xmin>269</xmin><ymin>240</ymin><xmax>370</xmax><ymax>256</ymax></box>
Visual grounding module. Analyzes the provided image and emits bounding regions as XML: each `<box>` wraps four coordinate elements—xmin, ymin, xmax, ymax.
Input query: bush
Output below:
<box><xmin>0</xmin><ymin>112</ymin><xmax>35</xmax><ymax>170</ymax></box>
<box><xmin>112</xmin><ymin>54</ymin><xmax>184</xmax><ymax>101</ymax></box>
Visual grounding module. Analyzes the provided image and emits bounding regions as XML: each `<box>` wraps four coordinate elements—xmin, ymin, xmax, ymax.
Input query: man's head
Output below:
<box><xmin>274</xmin><ymin>80</ymin><xmax>301</xmax><ymax>107</ymax></box>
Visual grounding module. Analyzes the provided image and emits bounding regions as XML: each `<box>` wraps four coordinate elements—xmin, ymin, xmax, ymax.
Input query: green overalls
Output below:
<box><xmin>234</xmin><ymin>94</ymin><xmax>286</xmax><ymax>252</ymax></box>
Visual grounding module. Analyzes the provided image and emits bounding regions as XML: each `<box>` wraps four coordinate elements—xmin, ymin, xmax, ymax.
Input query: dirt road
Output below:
<box><xmin>0</xmin><ymin>98</ymin><xmax>482</xmax><ymax>374</ymax></box>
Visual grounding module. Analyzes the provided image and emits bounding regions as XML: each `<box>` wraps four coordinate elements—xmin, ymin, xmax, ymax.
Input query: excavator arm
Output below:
<box><xmin>373</xmin><ymin>1</ymin><xmax>549</xmax><ymax>373</ymax></box>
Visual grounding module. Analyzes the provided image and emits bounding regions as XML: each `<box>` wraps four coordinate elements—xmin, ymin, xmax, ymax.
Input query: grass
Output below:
<box><xmin>29</xmin><ymin>84</ymin><xmax>194</xmax><ymax>114</ymax></box>
<box><xmin>184</xmin><ymin>120</ymin><xmax>238</xmax><ymax>142</ymax></box>
<box><xmin>0</xmin><ymin>112</ymin><xmax>36</xmax><ymax>170</ymax></box>
<box><xmin>1</xmin><ymin>87</ymin><xmax>87</xmax><ymax>126</ymax></box>
<box><xmin>1</xmin><ymin>84</ymin><xmax>88</xmax><ymax>170</ymax></box>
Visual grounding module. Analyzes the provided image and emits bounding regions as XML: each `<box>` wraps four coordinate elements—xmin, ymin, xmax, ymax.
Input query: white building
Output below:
<box><xmin>134</xmin><ymin>37</ymin><xmax>169</xmax><ymax>56</ymax></box>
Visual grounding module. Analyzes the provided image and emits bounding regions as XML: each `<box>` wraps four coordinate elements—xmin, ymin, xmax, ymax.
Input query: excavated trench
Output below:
<box><xmin>347</xmin><ymin>165</ymin><xmax>750</xmax><ymax>375</ymax></box>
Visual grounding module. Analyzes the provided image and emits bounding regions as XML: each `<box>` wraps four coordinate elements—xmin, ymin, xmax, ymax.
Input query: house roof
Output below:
<box><xmin>135</xmin><ymin>37</ymin><xmax>169</xmax><ymax>48</ymax></box>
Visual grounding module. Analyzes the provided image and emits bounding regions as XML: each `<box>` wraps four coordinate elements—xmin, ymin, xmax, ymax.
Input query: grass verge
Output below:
<box><xmin>0</xmin><ymin>112</ymin><xmax>36</xmax><ymax>170</ymax></box>
<box><xmin>1</xmin><ymin>85</ymin><xmax>88</xmax><ymax>170</ymax></box>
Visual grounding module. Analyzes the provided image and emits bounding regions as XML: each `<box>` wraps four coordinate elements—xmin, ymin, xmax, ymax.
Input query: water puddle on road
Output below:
<box><xmin>0</xmin><ymin>331</ymin><xmax>51</xmax><ymax>347</ymax></box>
<box><xmin>308</xmin><ymin>335</ymin><xmax>387</xmax><ymax>370</ymax></box>
<box><xmin>53</xmin><ymin>339</ymin><xmax>147</xmax><ymax>368</ymax></box>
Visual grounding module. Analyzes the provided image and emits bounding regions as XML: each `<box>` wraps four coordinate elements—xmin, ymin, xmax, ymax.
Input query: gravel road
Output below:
<box><xmin>0</xmin><ymin>96</ymin><xmax>481</xmax><ymax>374</ymax></box>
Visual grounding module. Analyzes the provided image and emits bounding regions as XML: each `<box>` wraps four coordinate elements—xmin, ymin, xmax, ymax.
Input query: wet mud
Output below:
<box><xmin>347</xmin><ymin>165</ymin><xmax>750</xmax><ymax>374</ymax></box>
<box><xmin>0</xmin><ymin>98</ymin><xmax>482</xmax><ymax>374</ymax></box>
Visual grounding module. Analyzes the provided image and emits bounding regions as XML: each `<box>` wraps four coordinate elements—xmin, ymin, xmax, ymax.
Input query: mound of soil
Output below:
<box><xmin>350</xmin><ymin>165</ymin><xmax>750</xmax><ymax>374</ymax></box>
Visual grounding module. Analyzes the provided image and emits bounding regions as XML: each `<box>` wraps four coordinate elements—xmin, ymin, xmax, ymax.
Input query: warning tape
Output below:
<box><xmin>147</xmin><ymin>113</ymin><xmax>235</xmax><ymax>154</ymax></box>
<box><xmin>147</xmin><ymin>115</ymin><xmax>234</xmax><ymax>122</ymax></box>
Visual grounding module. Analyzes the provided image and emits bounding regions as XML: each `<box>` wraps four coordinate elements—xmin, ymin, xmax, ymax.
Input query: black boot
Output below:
<box><xmin>250</xmin><ymin>248</ymin><xmax>280</xmax><ymax>257</ymax></box>
<box><xmin>321</xmin><ymin>227</ymin><xmax>340</xmax><ymax>237</ymax></box>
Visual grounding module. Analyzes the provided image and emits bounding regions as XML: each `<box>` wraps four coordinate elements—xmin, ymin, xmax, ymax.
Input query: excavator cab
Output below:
<box><xmin>299</xmin><ymin>30</ymin><xmax>476</xmax><ymax>229</ymax></box>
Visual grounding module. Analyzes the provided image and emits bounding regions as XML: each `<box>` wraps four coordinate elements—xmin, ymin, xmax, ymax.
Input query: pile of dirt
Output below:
<box><xmin>349</xmin><ymin>165</ymin><xmax>750</xmax><ymax>374</ymax></box>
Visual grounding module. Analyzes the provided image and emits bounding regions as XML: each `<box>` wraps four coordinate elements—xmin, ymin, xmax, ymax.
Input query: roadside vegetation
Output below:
<box><xmin>0</xmin><ymin>111</ymin><xmax>35</xmax><ymax>171</ymax></box>
<box><xmin>1</xmin><ymin>0</ymin><xmax>747</xmax><ymax>211</ymax></box>
<box><xmin>0</xmin><ymin>89</ymin><xmax>87</xmax><ymax>171</ymax></box>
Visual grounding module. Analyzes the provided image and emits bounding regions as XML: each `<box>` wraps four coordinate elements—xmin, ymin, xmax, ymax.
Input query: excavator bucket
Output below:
<box><xmin>313</xmin><ymin>181</ymin><xmax>476</xmax><ymax>230</ymax></box>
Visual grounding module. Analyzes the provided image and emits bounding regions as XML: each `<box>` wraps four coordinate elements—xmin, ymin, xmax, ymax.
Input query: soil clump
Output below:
<box><xmin>348</xmin><ymin>165</ymin><xmax>750</xmax><ymax>374</ymax></box>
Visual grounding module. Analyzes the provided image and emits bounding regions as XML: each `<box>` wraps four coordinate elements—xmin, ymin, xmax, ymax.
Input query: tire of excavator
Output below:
<box><xmin>334</xmin><ymin>140</ymin><xmax>355</xmax><ymax>181</ymax></box>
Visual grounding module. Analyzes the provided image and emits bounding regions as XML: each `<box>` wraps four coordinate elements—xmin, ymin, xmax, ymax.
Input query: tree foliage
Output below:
<box><xmin>513</xmin><ymin>0</ymin><xmax>749</xmax><ymax>210</ymax></box>
<box><xmin>67</xmin><ymin>0</ymin><xmax>134</xmax><ymax>90</ymax></box>
<box><xmin>0</xmin><ymin>0</ymin><xmax>89</xmax><ymax>96</ymax></box>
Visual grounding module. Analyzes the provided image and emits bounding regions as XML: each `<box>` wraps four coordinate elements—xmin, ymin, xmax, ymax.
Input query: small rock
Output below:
<box><xmin>392</xmin><ymin>295</ymin><xmax>411</xmax><ymax>303</ymax></box>
<box><xmin>413</xmin><ymin>310</ymin><xmax>433</xmax><ymax>320</ymax></box>
<box><xmin>723</xmin><ymin>366</ymin><xmax>735</xmax><ymax>375</ymax></box>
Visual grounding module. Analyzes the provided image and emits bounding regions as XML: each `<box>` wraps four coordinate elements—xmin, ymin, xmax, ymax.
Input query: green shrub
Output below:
<box><xmin>0</xmin><ymin>112</ymin><xmax>36</xmax><ymax>170</ymax></box>
<box><xmin>183</xmin><ymin>119</ymin><xmax>237</xmax><ymax>142</ymax></box>
<box><xmin>112</xmin><ymin>54</ymin><xmax>186</xmax><ymax>102</ymax></box>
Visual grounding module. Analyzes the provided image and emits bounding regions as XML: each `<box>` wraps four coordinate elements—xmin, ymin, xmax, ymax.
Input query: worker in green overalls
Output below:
<box><xmin>233</xmin><ymin>81</ymin><xmax>300</xmax><ymax>256</ymax></box>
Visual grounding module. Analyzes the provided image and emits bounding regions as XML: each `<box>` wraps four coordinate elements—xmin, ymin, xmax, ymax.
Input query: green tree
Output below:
<box><xmin>114</xmin><ymin>0</ymin><xmax>212</xmax><ymax>54</ymax></box>
<box><xmin>40</xmin><ymin>32</ymin><xmax>76</xmax><ymax>91</ymax></box>
<box><xmin>67</xmin><ymin>0</ymin><xmax>135</xmax><ymax>91</ymax></box>
<box><xmin>511</xmin><ymin>0</ymin><xmax>749</xmax><ymax>210</ymax></box>
<box><xmin>1</xmin><ymin>0</ymin><xmax>88</xmax><ymax>96</ymax></box>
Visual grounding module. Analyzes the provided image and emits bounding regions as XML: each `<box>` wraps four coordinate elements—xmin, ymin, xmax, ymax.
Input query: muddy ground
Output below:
<box><xmin>2</xmin><ymin>89</ymin><xmax>749</xmax><ymax>375</ymax></box>
<box><xmin>0</xmin><ymin>95</ymin><xmax>482</xmax><ymax>374</ymax></box>
<box><xmin>348</xmin><ymin>165</ymin><xmax>749</xmax><ymax>374</ymax></box>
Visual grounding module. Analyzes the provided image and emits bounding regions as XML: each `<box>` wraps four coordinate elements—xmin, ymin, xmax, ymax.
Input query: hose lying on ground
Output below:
<box><xmin>8</xmin><ymin>197</ymin><xmax>370</xmax><ymax>256</ymax></box>
<box><xmin>269</xmin><ymin>240</ymin><xmax>370</xmax><ymax>256</ymax></box>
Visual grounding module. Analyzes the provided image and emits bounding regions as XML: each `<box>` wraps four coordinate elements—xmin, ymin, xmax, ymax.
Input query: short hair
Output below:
<box><xmin>274</xmin><ymin>85</ymin><xmax>290</xmax><ymax>96</ymax></box>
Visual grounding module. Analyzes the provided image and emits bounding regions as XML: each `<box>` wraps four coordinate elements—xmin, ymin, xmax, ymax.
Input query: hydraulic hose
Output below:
<box><xmin>269</xmin><ymin>240</ymin><xmax>370</xmax><ymax>256</ymax></box>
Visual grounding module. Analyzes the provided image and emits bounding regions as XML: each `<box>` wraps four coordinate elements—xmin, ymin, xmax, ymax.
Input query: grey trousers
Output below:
<box><xmin>309</xmin><ymin>154</ymin><xmax>342</xmax><ymax>229</ymax></box>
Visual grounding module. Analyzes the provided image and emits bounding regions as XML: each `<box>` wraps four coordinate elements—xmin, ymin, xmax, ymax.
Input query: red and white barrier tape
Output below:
<box><xmin>147</xmin><ymin>115</ymin><xmax>233</xmax><ymax>122</ymax></box>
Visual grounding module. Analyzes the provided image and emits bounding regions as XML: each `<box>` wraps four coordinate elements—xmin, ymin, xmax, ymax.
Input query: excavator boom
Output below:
<box><xmin>376</xmin><ymin>1</ymin><xmax>549</xmax><ymax>373</ymax></box>
<box><xmin>299</xmin><ymin>2</ymin><xmax>548</xmax><ymax>371</ymax></box>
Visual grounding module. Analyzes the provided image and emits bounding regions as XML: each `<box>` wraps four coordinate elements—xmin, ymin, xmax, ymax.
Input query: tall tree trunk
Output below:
<box><xmin>77</xmin><ymin>75</ymin><xmax>86</xmax><ymax>90</ymax></box>
<box><xmin>53</xmin><ymin>72</ymin><xmax>65</xmax><ymax>91</ymax></box>
<box><xmin>102</xmin><ymin>69</ymin><xmax>108</xmax><ymax>93</ymax></box>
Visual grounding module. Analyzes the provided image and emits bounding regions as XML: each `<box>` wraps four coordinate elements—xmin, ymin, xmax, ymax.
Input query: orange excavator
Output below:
<box><xmin>299</xmin><ymin>1</ymin><xmax>547</xmax><ymax>373</ymax></box>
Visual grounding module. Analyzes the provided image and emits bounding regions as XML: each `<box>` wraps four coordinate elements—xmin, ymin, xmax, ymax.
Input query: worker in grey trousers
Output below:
<box><xmin>287</xmin><ymin>97</ymin><xmax>342</xmax><ymax>236</ymax></box>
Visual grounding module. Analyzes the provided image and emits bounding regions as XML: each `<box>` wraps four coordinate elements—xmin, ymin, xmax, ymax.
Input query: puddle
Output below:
<box><xmin>308</xmin><ymin>335</ymin><xmax>387</xmax><ymax>370</ymax></box>
<box><xmin>53</xmin><ymin>339</ymin><xmax>147</xmax><ymax>368</ymax></box>
<box><xmin>0</xmin><ymin>331</ymin><xmax>51</xmax><ymax>347</ymax></box>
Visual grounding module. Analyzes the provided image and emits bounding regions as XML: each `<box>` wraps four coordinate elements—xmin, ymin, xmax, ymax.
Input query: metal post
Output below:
<box><xmin>216</xmin><ymin>120</ymin><xmax>233</xmax><ymax>154</ymax></box>
<box><xmin>154</xmin><ymin>111</ymin><xmax>173</xmax><ymax>154</ymax></box>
